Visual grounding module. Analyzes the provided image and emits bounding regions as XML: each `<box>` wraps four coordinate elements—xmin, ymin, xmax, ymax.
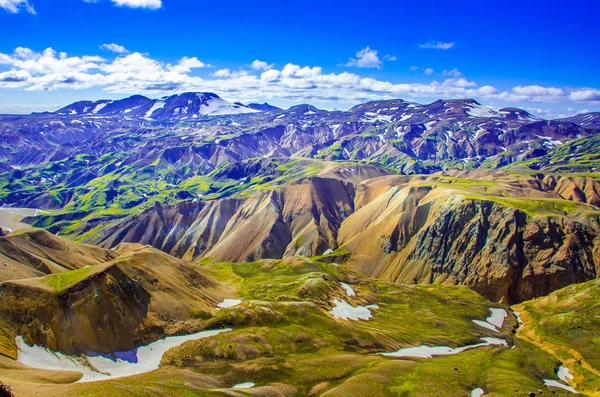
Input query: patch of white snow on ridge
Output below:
<box><xmin>144</xmin><ymin>100</ymin><xmax>165</xmax><ymax>118</ymax></box>
<box><xmin>381</xmin><ymin>337</ymin><xmax>507</xmax><ymax>358</ymax></box>
<box><xmin>471</xmin><ymin>388</ymin><xmax>485</xmax><ymax>397</ymax></box>
<box><xmin>542</xmin><ymin>364</ymin><xmax>578</xmax><ymax>393</ymax></box>
<box><xmin>16</xmin><ymin>329</ymin><xmax>231</xmax><ymax>382</ymax></box>
<box><xmin>535</xmin><ymin>134</ymin><xmax>563</xmax><ymax>147</ymax></box>
<box><xmin>558</xmin><ymin>365</ymin><xmax>574</xmax><ymax>382</ymax></box>
<box><xmin>92</xmin><ymin>102</ymin><xmax>110</xmax><ymax>114</ymax></box>
<box><xmin>466</xmin><ymin>104</ymin><xmax>498</xmax><ymax>118</ymax></box>
<box><xmin>217</xmin><ymin>299</ymin><xmax>242</xmax><ymax>308</ymax></box>
<box><xmin>486</xmin><ymin>308</ymin><xmax>507</xmax><ymax>328</ymax></box>
<box><xmin>232</xmin><ymin>382</ymin><xmax>255</xmax><ymax>389</ymax></box>
<box><xmin>329</xmin><ymin>299</ymin><xmax>378</xmax><ymax>321</ymax></box>
<box><xmin>340</xmin><ymin>282</ymin><xmax>356</xmax><ymax>297</ymax></box>
<box><xmin>473</xmin><ymin>308</ymin><xmax>507</xmax><ymax>332</ymax></box>
<box><xmin>199</xmin><ymin>97</ymin><xmax>260</xmax><ymax>116</ymax></box>
<box><xmin>544</xmin><ymin>379</ymin><xmax>578</xmax><ymax>393</ymax></box>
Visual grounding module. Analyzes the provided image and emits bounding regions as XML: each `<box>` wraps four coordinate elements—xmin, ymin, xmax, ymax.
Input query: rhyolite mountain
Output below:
<box><xmin>90</xmin><ymin>172</ymin><xmax>600</xmax><ymax>304</ymax></box>
<box><xmin>55</xmin><ymin>92</ymin><xmax>260</xmax><ymax>119</ymax></box>
<box><xmin>1</xmin><ymin>92</ymin><xmax>599</xmax><ymax>210</ymax></box>
<box><xmin>1</xmin><ymin>92</ymin><xmax>598</xmax><ymax>174</ymax></box>
<box><xmin>2</xmin><ymin>92</ymin><xmax>600</xmax><ymax>396</ymax></box>
<box><xmin>1</xmin><ymin>92</ymin><xmax>599</xmax><ymax>304</ymax></box>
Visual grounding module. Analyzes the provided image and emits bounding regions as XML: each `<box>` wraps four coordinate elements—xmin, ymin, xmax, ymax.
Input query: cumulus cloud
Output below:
<box><xmin>111</xmin><ymin>0</ymin><xmax>161</xmax><ymax>9</ymax></box>
<box><xmin>442</xmin><ymin>68</ymin><xmax>462</xmax><ymax>78</ymax></box>
<box><xmin>251</xmin><ymin>59</ymin><xmax>274</xmax><ymax>71</ymax></box>
<box><xmin>0</xmin><ymin>0</ymin><xmax>35</xmax><ymax>13</ymax></box>
<box><xmin>100</xmin><ymin>43</ymin><xmax>129</xmax><ymax>54</ymax></box>
<box><xmin>0</xmin><ymin>46</ymin><xmax>598</xmax><ymax>107</ymax></box>
<box><xmin>424</xmin><ymin>68</ymin><xmax>434</xmax><ymax>76</ymax></box>
<box><xmin>569</xmin><ymin>89</ymin><xmax>600</xmax><ymax>102</ymax></box>
<box><xmin>384</xmin><ymin>54</ymin><xmax>397</xmax><ymax>61</ymax></box>
<box><xmin>410</xmin><ymin>66</ymin><xmax>419</xmax><ymax>72</ymax></box>
<box><xmin>345</xmin><ymin>46</ymin><xmax>382</xmax><ymax>69</ymax></box>
<box><xmin>170</xmin><ymin>56</ymin><xmax>209</xmax><ymax>72</ymax></box>
<box><xmin>419</xmin><ymin>41</ymin><xmax>455</xmax><ymax>50</ymax></box>
<box><xmin>213</xmin><ymin>68</ymin><xmax>231</xmax><ymax>78</ymax></box>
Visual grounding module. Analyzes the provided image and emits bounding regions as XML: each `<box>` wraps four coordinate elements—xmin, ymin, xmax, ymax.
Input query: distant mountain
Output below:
<box><xmin>557</xmin><ymin>112</ymin><xmax>600</xmax><ymax>126</ymax></box>
<box><xmin>1</xmin><ymin>92</ymin><xmax>599</xmax><ymax>212</ymax></box>
<box><xmin>56</xmin><ymin>92</ymin><xmax>260</xmax><ymax>119</ymax></box>
<box><xmin>241</xmin><ymin>102</ymin><xmax>282</xmax><ymax>112</ymax></box>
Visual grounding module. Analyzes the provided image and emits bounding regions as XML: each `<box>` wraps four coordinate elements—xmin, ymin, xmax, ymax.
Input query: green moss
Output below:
<box><xmin>40</xmin><ymin>266</ymin><xmax>95</xmax><ymax>292</ymax></box>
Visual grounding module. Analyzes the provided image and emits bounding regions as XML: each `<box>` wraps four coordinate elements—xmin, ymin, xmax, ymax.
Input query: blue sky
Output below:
<box><xmin>0</xmin><ymin>0</ymin><xmax>599</xmax><ymax>117</ymax></box>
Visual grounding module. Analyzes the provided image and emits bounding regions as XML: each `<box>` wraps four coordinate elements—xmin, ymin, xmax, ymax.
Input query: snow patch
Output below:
<box><xmin>542</xmin><ymin>365</ymin><xmax>578</xmax><ymax>393</ymax></box>
<box><xmin>381</xmin><ymin>337</ymin><xmax>507</xmax><ymax>358</ymax></box>
<box><xmin>144</xmin><ymin>100</ymin><xmax>166</xmax><ymax>118</ymax></box>
<box><xmin>466</xmin><ymin>104</ymin><xmax>498</xmax><ymax>118</ymax></box>
<box><xmin>535</xmin><ymin>135</ymin><xmax>563</xmax><ymax>147</ymax></box>
<box><xmin>16</xmin><ymin>329</ymin><xmax>231</xmax><ymax>382</ymax></box>
<box><xmin>473</xmin><ymin>308</ymin><xmax>507</xmax><ymax>332</ymax></box>
<box><xmin>399</xmin><ymin>113</ymin><xmax>412</xmax><ymax>122</ymax></box>
<box><xmin>544</xmin><ymin>379</ymin><xmax>578</xmax><ymax>393</ymax></box>
<box><xmin>471</xmin><ymin>388</ymin><xmax>485</xmax><ymax>397</ymax></box>
<box><xmin>92</xmin><ymin>102</ymin><xmax>110</xmax><ymax>114</ymax></box>
<box><xmin>217</xmin><ymin>299</ymin><xmax>242</xmax><ymax>308</ymax></box>
<box><xmin>558</xmin><ymin>365</ymin><xmax>574</xmax><ymax>383</ymax></box>
<box><xmin>232</xmin><ymin>382</ymin><xmax>255</xmax><ymax>389</ymax></box>
<box><xmin>340</xmin><ymin>282</ymin><xmax>356</xmax><ymax>297</ymax></box>
<box><xmin>329</xmin><ymin>299</ymin><xmax>378</xmax><ymax>321</ymax></box>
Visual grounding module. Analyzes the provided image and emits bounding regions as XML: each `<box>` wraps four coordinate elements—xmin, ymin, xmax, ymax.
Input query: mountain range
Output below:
<box><xmin>0</xmin><ymin>92</ymin><xmax>599</xmax><ymax>396</ymax></box>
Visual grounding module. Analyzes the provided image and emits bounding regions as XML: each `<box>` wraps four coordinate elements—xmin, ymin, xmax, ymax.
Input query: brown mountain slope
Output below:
<box><xmin>90</xmin><ymin>171</ymin><xmax>600</xmax><ymax>303</ymax></box>
<box><xmin>0</xmin><ymin>232</ymin><xmax>234</xmax><ymax>357</ymax></box>
<box><xmin>0</xmin><ymin>228</ymin><xmax>116</xmax><ymax>281</ymax></box>
<box><xmin>340</xmin><ymin>184</ymin><xmax>599</xmax><ymax>303</ymax></box>
<box><xmin>94</xmin><ymin>177</ymin><xmax>356</xmax><ymax>262</ymax></box>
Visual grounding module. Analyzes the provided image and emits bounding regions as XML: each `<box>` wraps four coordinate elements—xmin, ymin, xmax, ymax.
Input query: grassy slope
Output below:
<box><xmin>513</xmin><ymin>279</ymin><xmax>600</xmax><ymax>396</ymax></box>
<box><xmin>1</xmin><ymin>255</ymin><xmax>580</xmax><ymax>397</ymax></box>
<box><xmin>16</xmin><ymin>157</ymin><xmax>392</xmax><ymax>241</ymax></box>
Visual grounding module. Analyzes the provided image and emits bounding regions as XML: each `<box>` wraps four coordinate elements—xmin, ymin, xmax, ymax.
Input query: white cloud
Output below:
<box><xmin>111</xmin><ymin>0</ymin><xmax>161</xmax><ymax>9</ymax></box>
<box><xmin>442</xmin><ymin>68</ymin><xmax>462</xmax><ymax>78</ymax></box>
<box><xmin>410</xmin><ymin>66</ymin><xmax>419</xmax><ymax>72</ymax></box>
<box><xmin>251</xmin><ymin>59</ymin><xmax>273</xmax><ymax>71</ymax></box>
<box><xmin>345</xmin><ymin>46</ymin><xmax>382</xmax><ymax>69</ymax></box>
<box><xmin>100</xmin><ymin>43</ymin><xmax>129</xmax><ymax>54</ymax></box>
<box><xmin>569</xmin><ymin>89</ymin><xmax>600</xmax><ymax>102</ymax></box>
<box><xmin>424</xmin><ymin>68</ymin><xmax>434</xmax><ymax>76</ymax></box>
<box><xmin>419</xmin><ymin>41</ymin><xmax>455</xmax><ymax>50</ymax></box>
<box><xmin>0</xmin><ymin>0</ymin><xmax>35</xmax><ymax>13</ymax></box>
<box><xmin>260</xmin><ymin>69</ymin><xmax>280</xmax><ymax>82</ymax></box>
<box><xmin>170</xmin><ymin>56</ymin><xmax>209</xmax><ymax>73</ymax></box>
<box><xmin>0</xmin><ymin>46</ymin><xmax>598</xmax><ymax>109</ymax></box>
<box><xmin>384</xmin><ymin>54</ymin><xmax>397</xmax><ymax>61</ymax></box>
<box><xmin>213</xmin><ymin>68</ymin><xmax>231</xmax><ymax>78</ymax></box>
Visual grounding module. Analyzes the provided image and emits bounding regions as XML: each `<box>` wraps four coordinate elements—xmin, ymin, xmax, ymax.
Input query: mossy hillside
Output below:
<box><xmin>152</xmin><ymin>257</ymin><xmax>568</xmax><ymax>396</ymax></box>
<box><xmin>410</xmin><ymin>173</ymin><xmax>600</xmax><ymax>217</ymax></box>
<box><xmin>513</xmin><ymin>278</ymin><xmax>600</xmax><ymax>394</ymax></box>
<box><xmin>0</xmin><ymin>254</ymin><xmax>586</xmax><ymax>396</ymax></box>
<box><xmin>506</xmin><ymin>134</ymin><xmax>600</xmax><ymax>175</ymax></box>
<box><xmin>201</xmin><ymin>257</ymin><xmax>514</xmax><ymax>351</ymax></box>
<box><xmin>12</xmin><ymin>157</ymin><xmax>389</xmax><ymax>240</ymax></box>
<box><xmin>39</xmin><ymin>266</ymin><xmax>95</xmax><ymax>292</ymax></box>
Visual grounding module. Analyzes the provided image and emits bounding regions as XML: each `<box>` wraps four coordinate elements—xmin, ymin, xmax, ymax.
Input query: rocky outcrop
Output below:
<box><xmin>341</xmin><ymin>188</ymin><xmax>599</xmax><ymax>303</ymax></box>
<box><xmin>91</xmin><ymin>174</ymin><xmax>600</xmax><ymax>303</ymax></box>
